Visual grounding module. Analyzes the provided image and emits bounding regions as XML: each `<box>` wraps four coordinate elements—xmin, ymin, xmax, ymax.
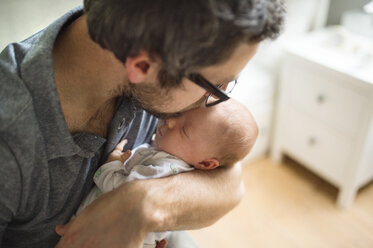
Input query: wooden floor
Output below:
<box><xmin>189</xmin><ymin>156</ymin><xmax>373</xmax><ymax>248</ymax></box>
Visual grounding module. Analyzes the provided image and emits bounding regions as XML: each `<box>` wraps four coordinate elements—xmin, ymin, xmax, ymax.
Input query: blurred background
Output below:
<box><xmin>1</xmin><ymin>0</ymin><xmax>373</xmax><ymax>247</ymax></box>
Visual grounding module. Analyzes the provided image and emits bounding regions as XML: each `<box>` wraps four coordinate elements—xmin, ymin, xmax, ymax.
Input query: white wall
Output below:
<box><xmin>0</xmin><ymin>0</ymin><xmax>82</xmax><ymax>50</ymax></box>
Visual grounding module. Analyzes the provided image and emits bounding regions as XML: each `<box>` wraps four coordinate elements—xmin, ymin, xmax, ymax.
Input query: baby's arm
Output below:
<box><xmin>75</xmin><ymin>140</ymin><xmax>133</xmax><ymax>215</ymax></box>
<box><xmin>96</xmin><ymin>144</ymin><xmax>194</xmax><ymax>192</ymax></box>
<box><xmin>93</xmin><ymin>140</ymin><xmax>132</xmax><ymax>193</ymax></box>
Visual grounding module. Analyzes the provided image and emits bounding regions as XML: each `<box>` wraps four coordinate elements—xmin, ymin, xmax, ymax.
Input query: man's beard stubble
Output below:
<box><xmin>118</xmin><ymin>82</ymin><xmax>207</xmax><ymax>119</ymax></box>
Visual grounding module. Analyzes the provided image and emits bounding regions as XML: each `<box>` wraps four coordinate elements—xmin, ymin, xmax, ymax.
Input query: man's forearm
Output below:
<box><xmin>55</xmin><ymin>164</ymin><xmax>244</xmax><ymax>247</ymax></box>
<box><xmin>133</xmin><ymin>163</ymin><xmax>245</xmax><ymax>232</ymax></box>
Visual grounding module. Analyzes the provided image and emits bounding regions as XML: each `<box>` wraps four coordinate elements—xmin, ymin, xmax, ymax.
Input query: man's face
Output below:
<box><xmin>128</xmin><ymin>42</ymin><xmax>259</xmax><ymax>118</ymax></box>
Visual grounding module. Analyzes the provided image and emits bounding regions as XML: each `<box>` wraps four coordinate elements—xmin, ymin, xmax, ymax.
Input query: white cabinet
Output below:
<box><xmin>271</xmin><ymin>29</ymin><xmax>373</xmax><ymax>208</ymax></box>
<box><xmin>223</xmin><ymin>0</ymin><xmax>331</xmax><ymax>163</ymax></box>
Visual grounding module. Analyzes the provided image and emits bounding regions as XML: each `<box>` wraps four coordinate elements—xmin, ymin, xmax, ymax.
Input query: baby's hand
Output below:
<box><xmin>106</xmin><ymin>139</ymin><xmax>132</xmax><ymax>163</ymax></box>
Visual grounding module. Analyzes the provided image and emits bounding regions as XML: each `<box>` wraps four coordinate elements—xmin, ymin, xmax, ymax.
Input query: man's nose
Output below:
<box><xmin>166</xmin><ymin>118</ymin><xmax>176</xmax><ymax>129</ymax></box>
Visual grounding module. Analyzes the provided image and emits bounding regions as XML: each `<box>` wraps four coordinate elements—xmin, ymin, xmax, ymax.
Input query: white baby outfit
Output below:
<box><xmin>77</xmin><ymin>144</ymin><xmax>194</xmax><ymax>248</ymax></box>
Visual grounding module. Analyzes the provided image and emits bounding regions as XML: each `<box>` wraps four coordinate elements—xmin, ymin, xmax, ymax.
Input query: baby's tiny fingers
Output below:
<box><xmin>115</xmin><ymin>139</ymin><xmax>128</xmax><ymax>151</ymax></box>
<box><xmin>120</xmin><ymin>150</ymin><xmax>132</xmax><ymax>162</ymax></box>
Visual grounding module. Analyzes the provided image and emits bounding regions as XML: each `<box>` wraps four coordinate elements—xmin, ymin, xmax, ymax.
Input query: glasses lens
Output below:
<box><xmin>205</xmin><ymin>80</ymin><xmax>237</xmax><ymax>106</ymax></box>
<box><xmin>225</xmin><ymin>80</ymin><xmax>237</xmax><ymax>94</ymax></box>
<box><xmin>205</xmin><ymin>94</ymin><xmax>222</xmax><ymax>106</ymax></box>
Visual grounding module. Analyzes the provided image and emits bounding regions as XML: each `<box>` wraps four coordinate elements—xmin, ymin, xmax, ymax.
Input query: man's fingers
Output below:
<box><xmin>156</xmin><ymin>239</ymin><xmax>167</xmax><ymax>248</ymax></box>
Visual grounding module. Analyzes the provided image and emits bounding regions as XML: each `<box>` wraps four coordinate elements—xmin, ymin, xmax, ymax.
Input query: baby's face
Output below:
<box><xmin>154</xmin><ymin>106</ymin><xmax>217</xmax><ymax>167</ymax></box>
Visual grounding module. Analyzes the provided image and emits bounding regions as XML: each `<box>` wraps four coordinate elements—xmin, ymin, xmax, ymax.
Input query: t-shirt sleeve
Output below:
<box><xmin>0</xmin><ymin>138</ymin><xmax>22</xmax><ymax>244</ymax></box>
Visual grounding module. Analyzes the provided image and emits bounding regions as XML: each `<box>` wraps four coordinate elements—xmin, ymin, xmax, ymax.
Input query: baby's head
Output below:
<box><xmin>154</xmin><ymin>99</ymin><xmax>258</xmax><ymax>169</ymax></box>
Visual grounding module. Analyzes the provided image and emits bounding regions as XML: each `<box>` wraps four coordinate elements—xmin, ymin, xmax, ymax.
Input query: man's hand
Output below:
<box><xmin>156</xmin><ymin>239</ymin><xmax>167</xmax><ymax>248</ymax></box>
<box><xmin>55</xmin><ymin>181</ymin><xmax>154</xmax><ymax>248</ymax></box>
<box><xmin>55</xmin><ymin>160</ymin><xmax>243</xmax><ymax>247</ymax></box>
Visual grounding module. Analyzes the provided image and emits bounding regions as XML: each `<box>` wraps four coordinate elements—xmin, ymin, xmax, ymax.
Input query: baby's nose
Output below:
<box><xmin>166</xmin><ymin>118</ymin><xmax>176</xmax><ymax>129</ymax></box>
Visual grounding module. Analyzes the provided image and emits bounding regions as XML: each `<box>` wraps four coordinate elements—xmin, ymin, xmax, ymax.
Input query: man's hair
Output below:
<box><xmin>84</xmin><ymin>0</ymin><xmax>285</xmax><ymax>88</ymax></box>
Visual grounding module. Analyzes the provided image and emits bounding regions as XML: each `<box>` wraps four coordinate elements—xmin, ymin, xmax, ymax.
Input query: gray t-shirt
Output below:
<box><xmin>0</xmin><ymin>7</ymin><xmax>157</xmax><ymax>247</ymax></box>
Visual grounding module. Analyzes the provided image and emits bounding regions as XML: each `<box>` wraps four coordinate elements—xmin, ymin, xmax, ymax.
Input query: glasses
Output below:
<box><xmin>187</xmin><ymin>73</ymin><xmax>237</xmax><ymax>107</ymax></box>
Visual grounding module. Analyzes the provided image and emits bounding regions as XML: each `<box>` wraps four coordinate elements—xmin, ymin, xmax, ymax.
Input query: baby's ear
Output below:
<box><xmin>196</xmin><ymin>158</ymin><xmax>219</xmax><ymax>170</ymax></box>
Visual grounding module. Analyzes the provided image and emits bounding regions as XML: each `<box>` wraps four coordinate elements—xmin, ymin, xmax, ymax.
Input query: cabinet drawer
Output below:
<box><xmin>283</xmin><ymin>108</ymin><xmax>353</xmax><ymax>186</ymax></box>
<box><xmin>287</xmin><ymin>64</ymin><xmax>365</xmax><ymax>138</ymax></box>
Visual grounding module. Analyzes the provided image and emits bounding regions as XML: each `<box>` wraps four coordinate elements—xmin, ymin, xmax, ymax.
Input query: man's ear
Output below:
<box><xmin>196</xmin><ymin>158</ymin><xmax>220</xmax><ymax>170</ymax></box>
<box><xmin>124</xmin><ymin>50</ymin><xmax>160</xmax><ymax>84</ymax></box>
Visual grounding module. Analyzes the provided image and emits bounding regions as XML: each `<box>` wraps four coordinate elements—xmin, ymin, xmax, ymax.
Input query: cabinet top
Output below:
<box><xmin>280</xmin><ymin>26</ymin><xmax>373</xmax><ymax>85</ymax></box>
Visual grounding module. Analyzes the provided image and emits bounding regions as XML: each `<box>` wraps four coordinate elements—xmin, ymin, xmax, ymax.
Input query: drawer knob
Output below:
<box><xmin>316</xmin><ymin>94</ymin><xmax>326</xmax><ymax>104</ymax></box>
<box><xmin>308</xmin><ymin>137</ymin><xmax>317</xmax><ymax>146</ymax></box>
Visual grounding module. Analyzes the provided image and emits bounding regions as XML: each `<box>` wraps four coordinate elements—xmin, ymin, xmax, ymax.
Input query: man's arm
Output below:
<box><xmin>56</xmin><ymin>163</ymin><xmax>244</xmax><ymax>247</ymax></box>
<box><xmin>143</xmin><ymin>163</ymin><xmax>244</xmax><ymax>231</ymax></box>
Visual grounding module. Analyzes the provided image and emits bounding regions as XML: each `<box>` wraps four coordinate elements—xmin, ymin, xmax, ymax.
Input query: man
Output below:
<box><xmin>0</xmin><ymin>0</ymin><xmax>284</xmax><ymax>247</ymax></box>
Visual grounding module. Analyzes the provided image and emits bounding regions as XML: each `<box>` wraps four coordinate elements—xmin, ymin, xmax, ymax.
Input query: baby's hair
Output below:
<box><xmin>210</xmin><ymin>99</ymin><xmax>258</xmax><ymax>167</ymax></box>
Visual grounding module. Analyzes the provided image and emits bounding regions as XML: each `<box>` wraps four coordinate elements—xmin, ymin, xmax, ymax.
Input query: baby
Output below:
<box><xmin>76</xmin><ymin>99</ymin><xmax>258</xmax><ymax>248</ymax></box>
